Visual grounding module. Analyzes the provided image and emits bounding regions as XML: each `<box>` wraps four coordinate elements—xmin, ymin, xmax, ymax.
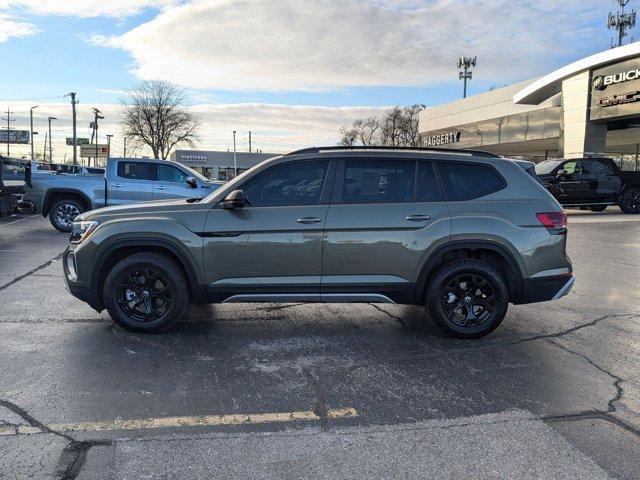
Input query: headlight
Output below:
<box><xmin>70</xmin><ymin>220</ymin><xmax>100</xmax><ymax>244</ymax></box>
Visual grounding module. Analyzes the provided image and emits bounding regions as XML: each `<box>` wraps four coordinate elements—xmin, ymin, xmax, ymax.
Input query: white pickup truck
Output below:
<box><xmin>20</xmin><ymin>157</ymin><xmax>223</xmax><ymax>232</ymax></box>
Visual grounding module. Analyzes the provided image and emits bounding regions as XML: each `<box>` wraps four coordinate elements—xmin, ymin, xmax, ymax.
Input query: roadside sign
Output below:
<box><xmin>80</xmin><ymin>144</ymin><xmax>109</xmax><ymax>158</ymax></box>
<box><xmin>0</xmin><ymin>130</ymin><xmax>30</xmax><ymax>144</ymax></box>
<box><xmin>66</xmin><ymin>137</ymin><xmax>90</xmax><ymax>146</ymax></box>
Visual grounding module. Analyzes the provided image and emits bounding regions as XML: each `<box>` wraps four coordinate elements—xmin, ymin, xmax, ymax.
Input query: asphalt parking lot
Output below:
<box><xmin>1</xmin><ymin>210</ymin><xmax>640</xmax><ymax>479</ymax></box>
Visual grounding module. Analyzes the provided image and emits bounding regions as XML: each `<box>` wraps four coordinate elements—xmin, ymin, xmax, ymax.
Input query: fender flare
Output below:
<box><xmin>90</xmin><ymin>237</ymin><xmax>207</xmax><ymax>307</ymax></box>
<box><xmin>43</xmin><ymin>189</ymin><xmax>92</xmax><ymax>216</ymax></box>
<box><xmin>413</xmin><ymin>240</ymin><xmax>524</xmax><ymax>304</ymax></box>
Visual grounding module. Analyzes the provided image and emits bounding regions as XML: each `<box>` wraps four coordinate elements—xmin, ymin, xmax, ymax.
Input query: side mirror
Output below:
<box><xmin>186</xmin><ymin>176</ymin><xmax>198</xmax><ymax>188</ymax></box>
<box><xmin>222</xmin><ymin>189</ymin><xmax>249</xmax><ymax>209</ymax></box>
<box><xmin>556</xmin><ymin>169</ymin><xmax>568</xmax><ymax>177</ymax></box>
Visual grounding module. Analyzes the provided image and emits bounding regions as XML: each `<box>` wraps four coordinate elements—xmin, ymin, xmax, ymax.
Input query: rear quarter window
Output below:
<box><xmin>437</xmin><ymin>161</ymin><xmax>506</xmax><ymax>201</ymax></box>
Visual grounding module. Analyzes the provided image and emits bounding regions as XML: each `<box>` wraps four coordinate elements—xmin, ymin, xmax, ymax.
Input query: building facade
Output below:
<box><xmin>170</xmin><ymin>150</ymin><xmax>278</xmax><ymax>180</ymax></box>
<box><xmin>419</xmin><ymin>42</ymin><xmax>640</xmax><ymax>170</ymax></box>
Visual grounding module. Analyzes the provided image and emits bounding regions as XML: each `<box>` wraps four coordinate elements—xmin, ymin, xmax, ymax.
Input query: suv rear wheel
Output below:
<box><xmin>103</xmin><ymin>252</ymin><xmax>189</xmax><ymax>333</ymax></box>
<box><xmin>426</xmin><ymin>259</ymin><xmax>509</xmax><ymax>339</ymax></box>
<box><xmin>49</xmin><ymin>199</ymin><xmax>84</xmax><ymax>232</ymax></box>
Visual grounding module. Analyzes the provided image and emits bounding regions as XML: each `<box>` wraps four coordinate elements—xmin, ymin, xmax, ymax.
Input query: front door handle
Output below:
<box><xmin>156</xmin><ymin>185</ymin><xmax>167</xmax><ymax>190</ymax></box>
<box><xmin>112</xmin><ymin>183</ymin><xmax>123</xmax><ymax>188</ymax></box>
<box><xmin>406</xmin><ymin>215</ymin><xmax>431</xmax><ymax>222</ymax></box>
<box><xmin>297</xmin><ymin>217</ymin><xmax>322</xmax><ymax>224</ymax></box>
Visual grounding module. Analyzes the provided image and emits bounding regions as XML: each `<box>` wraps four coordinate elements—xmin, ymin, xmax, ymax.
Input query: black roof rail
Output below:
<box><xmin>282</xmin><ymin>145</ymin><xmax>502</xmax><ymax>158</ymax></box>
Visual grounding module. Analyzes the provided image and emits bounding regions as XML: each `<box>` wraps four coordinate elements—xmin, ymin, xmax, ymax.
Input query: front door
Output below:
<box><xmin>202</xmin><ymin>159</ymin><xmax>332</xmax><ymax>302</ymax></box>
<box><xmin>321</xmin><ymin>158</ymin><xmax>450</xmax><ymax>303</ymax></box>
<box><xmin>107</xmin><ymin>161</ymin><xmax>154</xmax><ymax>206</ymax></box>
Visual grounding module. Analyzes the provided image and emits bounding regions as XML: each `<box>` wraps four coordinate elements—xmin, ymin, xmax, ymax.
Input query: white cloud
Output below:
<box><xmin>0</xmin><ymin>13</ymin><xmax>37</xmax><ymax>43</ymax></box>
<box><xmin>0</xmin><ymin>0</ymin><xmax>178</xmax><ymax>18</ymax></box>
<box><xmin>1</xmin><ymin>101</ymin><xmax>388</xmax><ymax>161</ymax></box>
<box><xmin>94</xmin><ymin>0</ymin><xmax>605</xmax><ymax>92</ymax></box>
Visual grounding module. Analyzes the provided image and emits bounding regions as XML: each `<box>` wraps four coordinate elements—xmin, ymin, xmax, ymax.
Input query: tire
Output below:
<box><xmin>619</xmin><ymin>188</ymin><xmax>640</xmax><ymax>214</ymax></box>
<box><xmin>103</xmin><ymin>252</ymin><xmax>189</xmax><ymax>333</ymax></box>
<box><xmin>49</xmin><ymin>199</ymin><xmax>84</xmax><ymax>232</ymax></box>
<box><xmin>589</xmin><ymin>205</ymin><xmax>607</xmax><ymax>212</ymax></box>
<box><xmin>426</xmin><ymin>259</ymin><xmax>509</xmax><ymax>339</ymax></box>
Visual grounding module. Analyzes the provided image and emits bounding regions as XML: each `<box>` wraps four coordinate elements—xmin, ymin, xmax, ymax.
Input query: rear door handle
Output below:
<box><xmin>112</xmin><ymin>183</ymin><xmax>122</xmax><ymax>188</ymax></box>
<box><xmin>297</xmin><ymin>217</ymin><xmax>322</xmax><ymax>224</ymax></box>
<box><xmin>156</xmin><ymin>185</ymin><xmax>167</xmax><ymax>190</ymax></box>
<box><xmin>406</xmin><ymin>215</ymin><xmax>431</xmax><ymax>222</ymax></box>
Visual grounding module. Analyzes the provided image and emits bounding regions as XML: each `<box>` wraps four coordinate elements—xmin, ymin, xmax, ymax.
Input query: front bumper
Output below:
<box><xmin>62</xmin><ymin>248</ymin><xmax>103</xmax><ymax>311</ymax></box>
<box><xmin>518</xmin><ymin>274</ymin><xmax>575</xmax><ymax>304</ymax></box>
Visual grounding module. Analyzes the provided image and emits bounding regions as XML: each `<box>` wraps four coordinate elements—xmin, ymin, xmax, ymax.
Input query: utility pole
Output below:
<box><xmin>43</xmin><ymin>132</ymin><xmax>47</xmax><ymax>164</ymax></box>
<box><xmin>608</xmin><ymin>0</ymin><xmax>636</xmax><ymax>47</ymax></box>
<box><xmin>2</xmin><ymin>107</ymin><xmax>15</xmax><ymax>156</ymax></box>
<box><xmin>249</xmin><ymin>131</ymin><xmax>252</xmax><ymax>153</ymax></box>
<box><xmin>106</xmin><ymin>134</ymin><xmax>113</xmax><ymax>159</ymax></box>
<box><xmin>458</xmin><ymin>55</ymin><xmax>477</xmax><ymax>99</ymax></box>
<box><xmin>65</xmin><ymin>92</ymin><xmax>78</xmax><ymax>165</ymax></box>
<box><xmin>48</xmin><ymin>117</ymin><xmax>57</xmax><ymax>163</ymax></box>
<box><xmin>30</xmin><ymin>106</ymin><xmax>38</xmax><ymax>162</ymax></box>
<box><xmin>233</xmin><ymin>130</ymin><xmax>237</xmax><ymax>176</ymax></box>
<box><xmin>91</xmin><ymin>108</ymin><xmax>104</xmax><ymax>167</ymax></box>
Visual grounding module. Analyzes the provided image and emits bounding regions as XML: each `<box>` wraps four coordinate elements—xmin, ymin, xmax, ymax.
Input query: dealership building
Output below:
<box><xmin>170</xmin><ymin>150</ymin><xmax>277</xmax><ymax>180</ymax></box>
<box><xmin>419</xmin><ymin>42</ymin><xmax>640</xmax><ymax>169</ymax></box>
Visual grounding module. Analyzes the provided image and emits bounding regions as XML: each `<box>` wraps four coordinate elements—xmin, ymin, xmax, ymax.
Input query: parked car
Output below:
<box><xmin>20</xmin><ymin>157</ymin><xmax>224</xmax><ymax>232</ymax></box>
<box><xmin>535</xmin><ymin>157</ymin><xmax>640</xmax><ymax>213</ymax></box>
<box><xmin>62</xmin><ymin>146</ymin><xmax>573</xmax><ymax>339</ymax></box>
<box><xmin>0</xmin><ymin>156</ymin><xmax>31</xmax><ymax>218</ymax></box>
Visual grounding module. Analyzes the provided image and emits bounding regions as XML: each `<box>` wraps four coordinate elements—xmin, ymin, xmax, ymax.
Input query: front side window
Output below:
<box><xmin>577</xmin><ymin>160</ymin><xmax>612</xmax><ymax>175</ymax></box>
<box><xmin>242</xmin><ymin>160</ymin><xmax>328</xmax><ymax>207</ymax></box>
<box><xmin>117</xmin><ymin>162</ymin><xmax>151</xmax><ymax>180</ymax></box>
<box><xmin>341</xmin><ymin>159</ymin><xmax>415</xmax><ymax>204</ymax></box>
<box><xmin>437</xmin><ymin>161</ymin><xmax>506</xmax><ymax>201</ymax></box>
<box><xmin>158</xmin><ymin>165</ymin><xmax>187</xmax><ymax>183</ymax></box>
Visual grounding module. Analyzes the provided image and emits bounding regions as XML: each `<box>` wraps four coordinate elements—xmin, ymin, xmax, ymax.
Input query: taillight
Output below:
<box><xmin>536</xmin><ymin>211</ymin><xmax>567</xmax><ymax>230</ymax></box>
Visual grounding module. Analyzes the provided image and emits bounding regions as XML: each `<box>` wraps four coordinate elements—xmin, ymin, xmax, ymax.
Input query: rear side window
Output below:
<box><xmin>417</xmin><ymin>162</ymin><xmax>443</xmax><ymax>202</ymax></box>
<box><xmin>437</xmin><ymin>162</ymin><xmax>506</xmax><ymax>201</ymax></box>
<box><xmin>341</xmin><ymin>159</ymin><xmax>415</xmax><ymax>204</ymax></box>
<box><xmin>117</xmin><ymin>162</ymin><xmax>151</xmax><ymax>180</ymax></box>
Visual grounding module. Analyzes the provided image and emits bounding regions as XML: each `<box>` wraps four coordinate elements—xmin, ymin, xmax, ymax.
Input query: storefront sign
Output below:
<box><xmin>424</xmin><ymin>131</ymin><xmax>461</xmax><ymax>147</ymax></box>
<box><xmin>80</xmin><ymin>144</ymin><xmax>109</xmax><ymax>158</ymax></box>
<box><xmin>179</xmin><ymin>154</ymin><xmax>207</xmax><ymax>163</ymax></box>
<box><xmin>593</xmin><ymin>68</ymin><xmax>640</xmax><ymax>90</ymax></box>
<box><xmin>596</xmin><ymin>90</ymin><xmax>640</xmax><ymax>107</ymax></box>
<box><xmin>591</xmin><ymin>57</ymin><xmax>640</xmax><ymax>121</ymax></box>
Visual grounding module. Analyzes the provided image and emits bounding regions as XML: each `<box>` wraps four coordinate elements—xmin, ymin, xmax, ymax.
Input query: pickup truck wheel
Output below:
<box><xmin>589</xmin><ymin>205</ymin><xmax>608</xmax><ymax>212</ymax></box>
<box><xmin>49</xmin><ymin>199</ymin><xmax>84</xmax><ymax>232</ymax></box>
<box><xmin>103</xmin><ymin>252</ymin><xmax>188</xmax><ymax>333</ymax></box>
<box><xmin>620</xmin><ymin>188</ymin><xmax>640</xmax><ymax>214</ymax></box>
<box><xmin>426</xmin><ymin>259</ymin><xmax>509</xmax><ymax>339</ymax></box>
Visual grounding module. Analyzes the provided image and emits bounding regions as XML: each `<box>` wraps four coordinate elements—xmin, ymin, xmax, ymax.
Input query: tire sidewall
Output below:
<box><xmin>104</xmin><ymin>254</ymin><xmax>188</xmax><ymax>333</ymax></box>
<box><xmin>620</xmin><ymin>188</ymin><xmax>640</xmax><ymax>214</ymax></box>
<box><xmin>49</xmin><ymin>199</ymin><xmax>84</xmax><ymax>232</ymax></box>
<box><xmin>427</xmin><ymin>260</ymin><xmax>509</xmax><ymax>338</ymax></box>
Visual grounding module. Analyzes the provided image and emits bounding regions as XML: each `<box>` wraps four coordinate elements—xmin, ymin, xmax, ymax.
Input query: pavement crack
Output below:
<box><xmin>0</xmin><ymin>252</ymin><xmax>64</xmax><ymax>292</ymax></box>
<box><xmin>55</xmin><ymin>439</ymin><xmax>112</xmax><ymax>480</ymax></box>
<box><xmin>301</xmin><ymin>367</ymin><xmax>329</xmax><ymax>430</ymax></box>
<box><xmin>368</xmin><ymin>303</ymin><xmax>406</xmax><ymax>329</ymax></box>
<box><xmin>0</xmin><ymin>399</ymin><xmax>74</xmax><ymax>441</ymax></box>
<box><xmin>543</xmin><ymin>410</ymin><xmax>640</xmax><ymax>439</ymax></box>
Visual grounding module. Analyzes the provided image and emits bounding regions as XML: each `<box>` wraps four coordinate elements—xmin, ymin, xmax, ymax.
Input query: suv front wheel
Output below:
<box><xmin>103</xmin><ymin>252</ymin><xmax>189</xmax><ymax>333</ymax></box>
<box><xmin>426</xmin><ymin>259</ymin><xmax>509</xmax><ymax>339</ymax></box>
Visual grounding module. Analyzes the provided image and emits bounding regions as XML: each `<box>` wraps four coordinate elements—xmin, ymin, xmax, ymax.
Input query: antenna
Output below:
<box><xmin>457</xmin><ymin>55</ymin><xmax>477</xmax><ymax>99</ymax></box>
<box><xmin>608</xmin><ymin>0</ymin><xmax>636</xmax><ymax>47</ymax></box>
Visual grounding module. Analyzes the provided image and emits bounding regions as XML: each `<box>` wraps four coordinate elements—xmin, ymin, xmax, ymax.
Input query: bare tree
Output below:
<box><xmin>338</xmin><ymin>105</ymin><xmax>420</xmax><ymax>147</ymax></box>
<box><xmin>120</xmin><ymin>80</ymin><xmax>200</xmax><ymax>159</ymax></box>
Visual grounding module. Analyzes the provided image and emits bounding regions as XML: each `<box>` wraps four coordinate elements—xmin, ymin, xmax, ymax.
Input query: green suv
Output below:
<box><xmin>63</xmin><ymin>147</ymin><xmax>573</xmax><ymax>338</ymax></box>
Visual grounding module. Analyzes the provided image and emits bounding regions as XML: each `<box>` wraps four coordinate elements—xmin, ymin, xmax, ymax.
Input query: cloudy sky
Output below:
<box><xmin>0</xmin><ymin>0</ymin><xmax>630</xmax><ymax>159</ymax></box>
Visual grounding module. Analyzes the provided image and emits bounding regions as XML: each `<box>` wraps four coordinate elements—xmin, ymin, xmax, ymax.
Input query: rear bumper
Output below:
<box><xmin>517</xmin><ymin>274</ymin><xmax>575</xmax><ymax>304</ymax></box>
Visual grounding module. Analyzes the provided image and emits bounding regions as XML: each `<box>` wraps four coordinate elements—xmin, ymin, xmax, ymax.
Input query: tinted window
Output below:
<box><xmin>242</xmin><ymin>160</ymin><xmax>328</xmax><ymax>207</ymax></box>
<box><xmin>577</xmin><ymin>160</ymin><xmax>613</xmax><ymax>175</ymax></box>
<box><xmin>117</xmin><ymin>162</ymin><xmax>151</xmax><ymax>180</ymax></box>
<box><xmin>158</xmin><ymin>165</ymin><xmax>187</xmax><ymax>183</ymax></box>
<box><xmin>417</xmin><ymin>162</ymin><xmax>443</xmax><ymax>202</ymax></box>
<box><xmin>437</xmin><ymin>162</ymin><xmax>506</xmax><ymax>201</ymax></box>
<box><xmin>341</xmin><ymin>159</ymin><xmax>415</xmax><ymax>204</ymax></box>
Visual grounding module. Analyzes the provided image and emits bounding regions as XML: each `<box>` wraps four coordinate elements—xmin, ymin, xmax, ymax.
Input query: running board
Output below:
<box><xmin>222</xmin><ymin>293</ymin><xmax>395</xmax><ymax>304</ymax></box>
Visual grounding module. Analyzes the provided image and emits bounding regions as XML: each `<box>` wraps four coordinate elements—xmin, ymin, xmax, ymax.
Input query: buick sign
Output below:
<box><xmin>594</xmin><ymin>68</ymin><xmax>640</xmax><ymax>90</ymax></box>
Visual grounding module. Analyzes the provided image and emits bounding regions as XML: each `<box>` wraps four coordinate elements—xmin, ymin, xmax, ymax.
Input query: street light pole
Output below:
<box><xmin>47</xmin><ymin>116</ymin><xmax>57</xmax><ymax>163</ymax></box>
<box><xmin>233</xmin><ymin>130</ymin><xmax>237</xmax><ymax>177</ymax></box>
<box><xmin>30</xmin><ymin>106</ymin><xmax>38</xmax><ymax>162</ymax></box>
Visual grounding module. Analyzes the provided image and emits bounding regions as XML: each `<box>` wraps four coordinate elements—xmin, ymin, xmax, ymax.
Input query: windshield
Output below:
<box><xmin>534</xmin><ymin>160</ymin><xmax>563</xmax><ymax>175</ymax></box>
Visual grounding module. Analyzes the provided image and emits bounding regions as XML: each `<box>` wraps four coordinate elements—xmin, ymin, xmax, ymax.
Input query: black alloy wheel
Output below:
<box><xmin>620</xmin><ymin>188</ymin><xmax>640</xmax><ymax>214</ymax></box>
<box><xmin>441</xmin><ymin>273</ymin><xmax>495</xmax><ymax>328</ymax></box>
<box><xmin>116</xmin><ymin>267</ymin><xmax>173</xmax><ymax>322</ymax></box>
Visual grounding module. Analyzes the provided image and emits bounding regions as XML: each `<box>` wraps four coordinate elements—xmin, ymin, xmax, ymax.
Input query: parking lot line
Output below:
<box><xmin>2</xmin><ymin>407</ymin><xmax>358</xmax><ymax>436</ymax></box>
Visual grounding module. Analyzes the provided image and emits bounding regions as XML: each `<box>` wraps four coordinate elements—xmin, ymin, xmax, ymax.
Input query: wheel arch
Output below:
<box><xmin>43</xmin><ymin>189</ymin><xmax>91</xmax><ymax>216</ymax></box>
<box><xmin>90</xmin><ymin>237</ymin><xmax>207</xmax><ymax>310</ymax></box>
<box><xmin>414</xmin><ymin>241</ymin><xmax>524</xmax><ymax>304</ymax></box>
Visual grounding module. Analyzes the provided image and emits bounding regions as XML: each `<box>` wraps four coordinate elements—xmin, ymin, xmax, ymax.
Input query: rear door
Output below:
<box><xmin>107</xmin><ymin>161</ymin><xmax>154</xmax><ymax>206</ymax></box>
<box><xmin>321</xmin><ymin>158</ymin><xmax>450</xmax><ymax>303</ymax></box>
<box><xmin>572</xmin><ymin>159</ymin><xmax>620</xmax><ymax>203</ymax></box>
<box><xmin>153</xmin><ymin>163</ymin><xmax>197</xmax><ymax>200</ymax></box>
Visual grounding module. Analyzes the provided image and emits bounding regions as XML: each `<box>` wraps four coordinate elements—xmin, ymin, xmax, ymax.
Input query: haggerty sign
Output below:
<box><xmin>424</xmin><ymin>131</ymin><xmax>461</xmax><ymax>147</ymax></box>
